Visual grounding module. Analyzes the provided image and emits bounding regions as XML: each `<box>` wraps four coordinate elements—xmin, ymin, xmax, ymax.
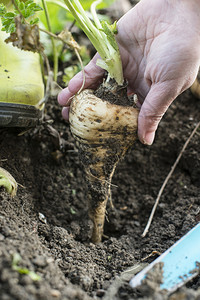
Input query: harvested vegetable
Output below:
<box><xmin>69</xmin><ymin>90</ymin><xmax>138</xmax><ymax>243</ymax></box>
<box><xmin>64</xmin><ymin>0</ymin><xmax>139</xmax><ymax>242</ymax></box>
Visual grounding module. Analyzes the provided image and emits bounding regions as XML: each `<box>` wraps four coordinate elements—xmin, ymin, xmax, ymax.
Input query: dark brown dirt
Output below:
<box><xmin>94</xmin><ymin>80</ymin><xmax>133</xmax><ymax>106</ymax></box>
<box><xmin>0</xmin><ymin>1</ymin><xmax>200</xmax><ymax>298</ymax></box>
<box><xmin>0</xmin><ymin>84</ymin><xmax>200</xmax><ymax>299</ymax></box>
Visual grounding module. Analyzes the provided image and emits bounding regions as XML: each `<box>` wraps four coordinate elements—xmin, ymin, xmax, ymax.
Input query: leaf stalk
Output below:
<box><xmin>63</xmin><ymin>0</ymin><xmax>123</xmax><ymax>85</ymax></box>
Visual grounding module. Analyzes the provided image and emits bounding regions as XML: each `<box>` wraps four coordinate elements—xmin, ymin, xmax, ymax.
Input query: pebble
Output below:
<box><xmin>96</xmin><ymin>289</ymin><xmax>105</xmax><ymax>297</ymax></box>
<box><xmin>50</xmin><ymin>289</ymin><xmax>61</xmax><ymax>298</ymax></box>
<box><xmin>39</xmin><ymin>213</ymin><xmax>47</xmax><ymax>224</ymax></box>
<box><xmin>0</xmin><ymin>233</ymin><xmax>5</xmax><ymax>241</ymax></box>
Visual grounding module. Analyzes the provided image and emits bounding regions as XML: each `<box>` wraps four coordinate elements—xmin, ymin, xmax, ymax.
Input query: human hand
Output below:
<box><xmin>58</xmin><ymin>0</ymin><xmax>200</xmax><ymax>145</ymax></box>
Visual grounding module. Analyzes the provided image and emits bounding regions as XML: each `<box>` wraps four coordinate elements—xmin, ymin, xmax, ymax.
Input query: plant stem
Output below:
<box><xmin>41</xmin><ymin>0</ymin><xmax>58</xmax><ymax>82</ymax></box>
<box><xmin>90</xmin><ymin>0</ymin><xmax>102</xmax><ymax>30</ymax></box>
<box><xmin>11</xmin><ymin>0</ymin><xmax>26</xmax><ymax>23</ymax></box>
<box><xmin>62</xmin><ymin>0</ymin><xmax>123</xmax><ymax>85</ymax></box>
<box><xmin>63</xmin><ymin>0</ymin><xmax>109</xmax><ymax>61</ymax></box>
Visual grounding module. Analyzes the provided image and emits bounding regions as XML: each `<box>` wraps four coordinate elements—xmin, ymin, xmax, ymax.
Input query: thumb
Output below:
<box><xmin>138</xmin><ymin>82</ymin><xmax>178</xmax><ymax>145</ymax></box>
<box><xmin>58</xmin><ymin>53</ymin><xmax>104</xmax><ymax>107</ymax></box>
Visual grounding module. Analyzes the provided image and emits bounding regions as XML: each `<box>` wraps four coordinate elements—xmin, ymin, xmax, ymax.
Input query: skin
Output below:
<box><xmin>58</xmin><ymin>0</ymin><xmax>200</xmax><ymax>145</ymax></box>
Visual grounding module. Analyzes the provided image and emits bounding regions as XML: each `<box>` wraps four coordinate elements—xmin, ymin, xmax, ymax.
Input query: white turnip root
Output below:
<box><xmin>63</xmin><ymin>0</ymin><xmax>139</xmax><ymax>243</ymax></box>
<box><xmin>69</xmin><ymin>89</ymin><xmax>138</xmax><ymax>243</ymax></box>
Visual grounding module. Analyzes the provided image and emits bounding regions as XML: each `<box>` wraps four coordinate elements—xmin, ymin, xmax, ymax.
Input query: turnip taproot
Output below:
<box><xmin>64</xmin><ymin>0</ymin><xmax>139</xmax><ymax>242</ymax></box>
<box><xmin>69</xmin><ymin>89</ymin><xmax>138</xmax><ymax>243</ymax></box>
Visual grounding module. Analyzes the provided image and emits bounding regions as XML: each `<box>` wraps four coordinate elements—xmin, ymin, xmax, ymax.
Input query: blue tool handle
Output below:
<box><xmin>130</xmin><ymin>223</ymin><xmax>200</xmax><ymax>293</ymax></box>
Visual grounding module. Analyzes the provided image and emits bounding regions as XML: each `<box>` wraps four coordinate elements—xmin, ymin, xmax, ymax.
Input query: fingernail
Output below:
<box><xmin>142</xmin><ymin>132</ymin><xmax>155</xmax><ymax>145</ymax></box>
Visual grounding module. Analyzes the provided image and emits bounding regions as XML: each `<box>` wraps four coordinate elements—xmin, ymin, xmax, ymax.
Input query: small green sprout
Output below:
<box><xmin>72</xmin><ymin>189</ymin><xmax>76</xmax><ymax>196</ymax></box>
<box><xmin>12</xmin><ymin>253</ymin><xmax>41</xmax><ymax>281</ymax></box>
<box><xmin>70</xmin><ymin>207</ymin><xmax>76</xmax><ymax>215</ymax></box>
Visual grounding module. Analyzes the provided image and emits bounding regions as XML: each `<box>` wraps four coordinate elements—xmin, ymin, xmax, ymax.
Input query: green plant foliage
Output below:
<box><xmin>62</xmin><ymin>0</ymin><xmax>123</xmax><ymax>84</ymax></box>
<box><xmin>62</xmin><ymin>45</ymin><xmax>90</xmax><ymax>85</ymax></box>
<box><xmin>101</xmin><ymin>20</ymin><xmax>118</xmax><ymax>51</ymax></box>
<box><xmin>38</xmin><ymin>0</ymin><xmax>115</xmax><ymax>34</ymax></box>
<box><xmin>0</xmin><ymin>0</ymin><xmax>42</xmax><ymax>33</ymax></box>
<box><xmin>12</xmin><ymin>253</ymin><xmax>41</xmax><ymax>281</ymax></box>
<box><xmin>0</xmin><ymin>4</ymin><xmax>6</xmax><ymax>16</ymax></box>
<box><xmin>77</xmin><ymin>0</ymin><xmax>116</xmax><ymax>11</ymax></box>
<box><xmin>38</xmin><ymin>2</ymin><xmax>67</xmax><ymax>33</ymax></box>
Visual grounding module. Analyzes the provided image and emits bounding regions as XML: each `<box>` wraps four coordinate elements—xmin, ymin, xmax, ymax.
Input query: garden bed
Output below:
<box><xmin>0</xmin><ymin>85</ymin><xmax>200</xmax><ymax>300</ymax></box>
<box><xmin>0</xmin><ymin>1</ymin><xmax>200</xmax><ymax>299</ymax></box>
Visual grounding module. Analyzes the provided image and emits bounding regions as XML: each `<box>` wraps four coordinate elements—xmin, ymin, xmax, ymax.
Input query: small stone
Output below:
<box><xmin>0</xmin><ymin>233</ymin><xmax>5</xmax><ymax>241</ymax></box>
<box><xmin>96</xmin><ymin>289</ymin><xmax>105</xmax><ymax>297</ymax></box>
<box><xmin>50</xmin><ymin>289</ymin><xmax>61</xmax><ymax>298</ymax></box>
<box><xmin>39</xmin><ymin>212</ymin><xmax>47</xmax><ymax>224</ymax></box>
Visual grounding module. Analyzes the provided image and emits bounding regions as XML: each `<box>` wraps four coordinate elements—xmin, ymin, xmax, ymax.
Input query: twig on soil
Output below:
<box><xmin>142</xmin><ymin>121</ymin><xmax>200</xmax><ymax>237</ymax></box>
<box><xmin>141</xmin><ymin>250</ymin><xmax>162</xmax><ymax>261</ymax></box>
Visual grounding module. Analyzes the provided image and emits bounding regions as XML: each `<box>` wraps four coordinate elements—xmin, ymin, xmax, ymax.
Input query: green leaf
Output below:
<box><xmin>1</xmin><ymin>17</ymin><xmax>15</xmax><ymax>33</ymax></box>
<box><xmin>101</xmin><ymin>20</ymin><xmax>118</xmax><ymax>51</ymax></box>
<box><xmin>29</xmin><ymin>2</ymin><xmax>38</xmax><ymax>9</ymax></box>
<box><xmin>8</xmin><ymin>22</ymin><xmax>16</xmax><ymax>33</ymax></box>
<box><xmin>18</xmin><ymin>1</ymin><xmax>25</xmax><ymax>11</ymax></box>
<box><xmin>2</xmin><ymin>18</ymin><xmax>11</xmax><ymax>25</ymax></box>
<box><xmin>0</xmin><ymin>0</ymin><xmax>43</xmax><ymax>33</ymax></box>
<box><xmin>0</xmin><ymin>4</ymin><xmax>7</xmax><ymax>17</ymax></box>
<box><xmin>4</xmin><ymin>12</ymin><xmax>15</xmax><ymax>19</ymax></box>
<box><xmin>26</xmin><ymin>0</ymin><xmax>34</xmax><ymax>4</ymax></box>
<box><xmin>34</xmin><ymin>4</ymin><xmax>43</xmax><ymax>11</ymax></box>
<box><xmin>8</xmin><ymin>23</ymin><xmax>16</xmax><ymax>33</ymax></box>
<box><xmin>30</xmin><ymin>17</ymin><xmax>39</xmax><ymax>25</ymax></box>
<box><xmin>79</xmin><ymin>0</ymin><xmax>116</xmax><ymax>10</ymax></box>
<box><xmin>39</xmin><ymin>0</ymin><xmax>114</xmax><ymax>33</ymax></box>
<box><xmin>38</xmin><ymin>3</ymin><xmax>67</xmax><ymax>33</ymax></box>
<box><xmin>24</xmin><ymin>8</ymin><xmax>32</xmax><ymax>18</ymax></box>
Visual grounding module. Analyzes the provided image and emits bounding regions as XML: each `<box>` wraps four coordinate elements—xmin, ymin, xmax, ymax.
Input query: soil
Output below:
<box><xmin>94</xmin><ymin>80</ymin><xmax>134</xmax><ymax>106</ymax></box>
<box><xmin>0</xmin><ymin>85</ymin><xmax>200</xmax><ymax>300</ymax></box>
<box><xmin>0</xmin><ymin>2</ymin><xmax>200</xmax><ymax>300</ymax></box>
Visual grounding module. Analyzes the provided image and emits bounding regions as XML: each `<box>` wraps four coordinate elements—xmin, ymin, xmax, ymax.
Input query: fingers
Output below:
<box><xmin>58</xmin><ymin>53</ymin><xmax>104</xmax><ymax>108</ymax></box>
<box><xmin>138</xmin><ymin>82</ymin><xmax>177</xmax><ymax>145</ymax></box>
<box><xmin>62</xmin><ymin>107</ymin><xmax>70</xmax><ymax>121</ymax></box>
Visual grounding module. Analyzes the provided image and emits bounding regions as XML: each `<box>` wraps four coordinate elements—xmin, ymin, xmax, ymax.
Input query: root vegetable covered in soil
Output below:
<box><xmin>69</xmin><ymin>86</ymin><xmax>138</xmax><ymax>243</ymax></box>
<box><xmin>63</xmin><ymin>0</ymin><xmax>138</xmax><ymax>242</ymax></box>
